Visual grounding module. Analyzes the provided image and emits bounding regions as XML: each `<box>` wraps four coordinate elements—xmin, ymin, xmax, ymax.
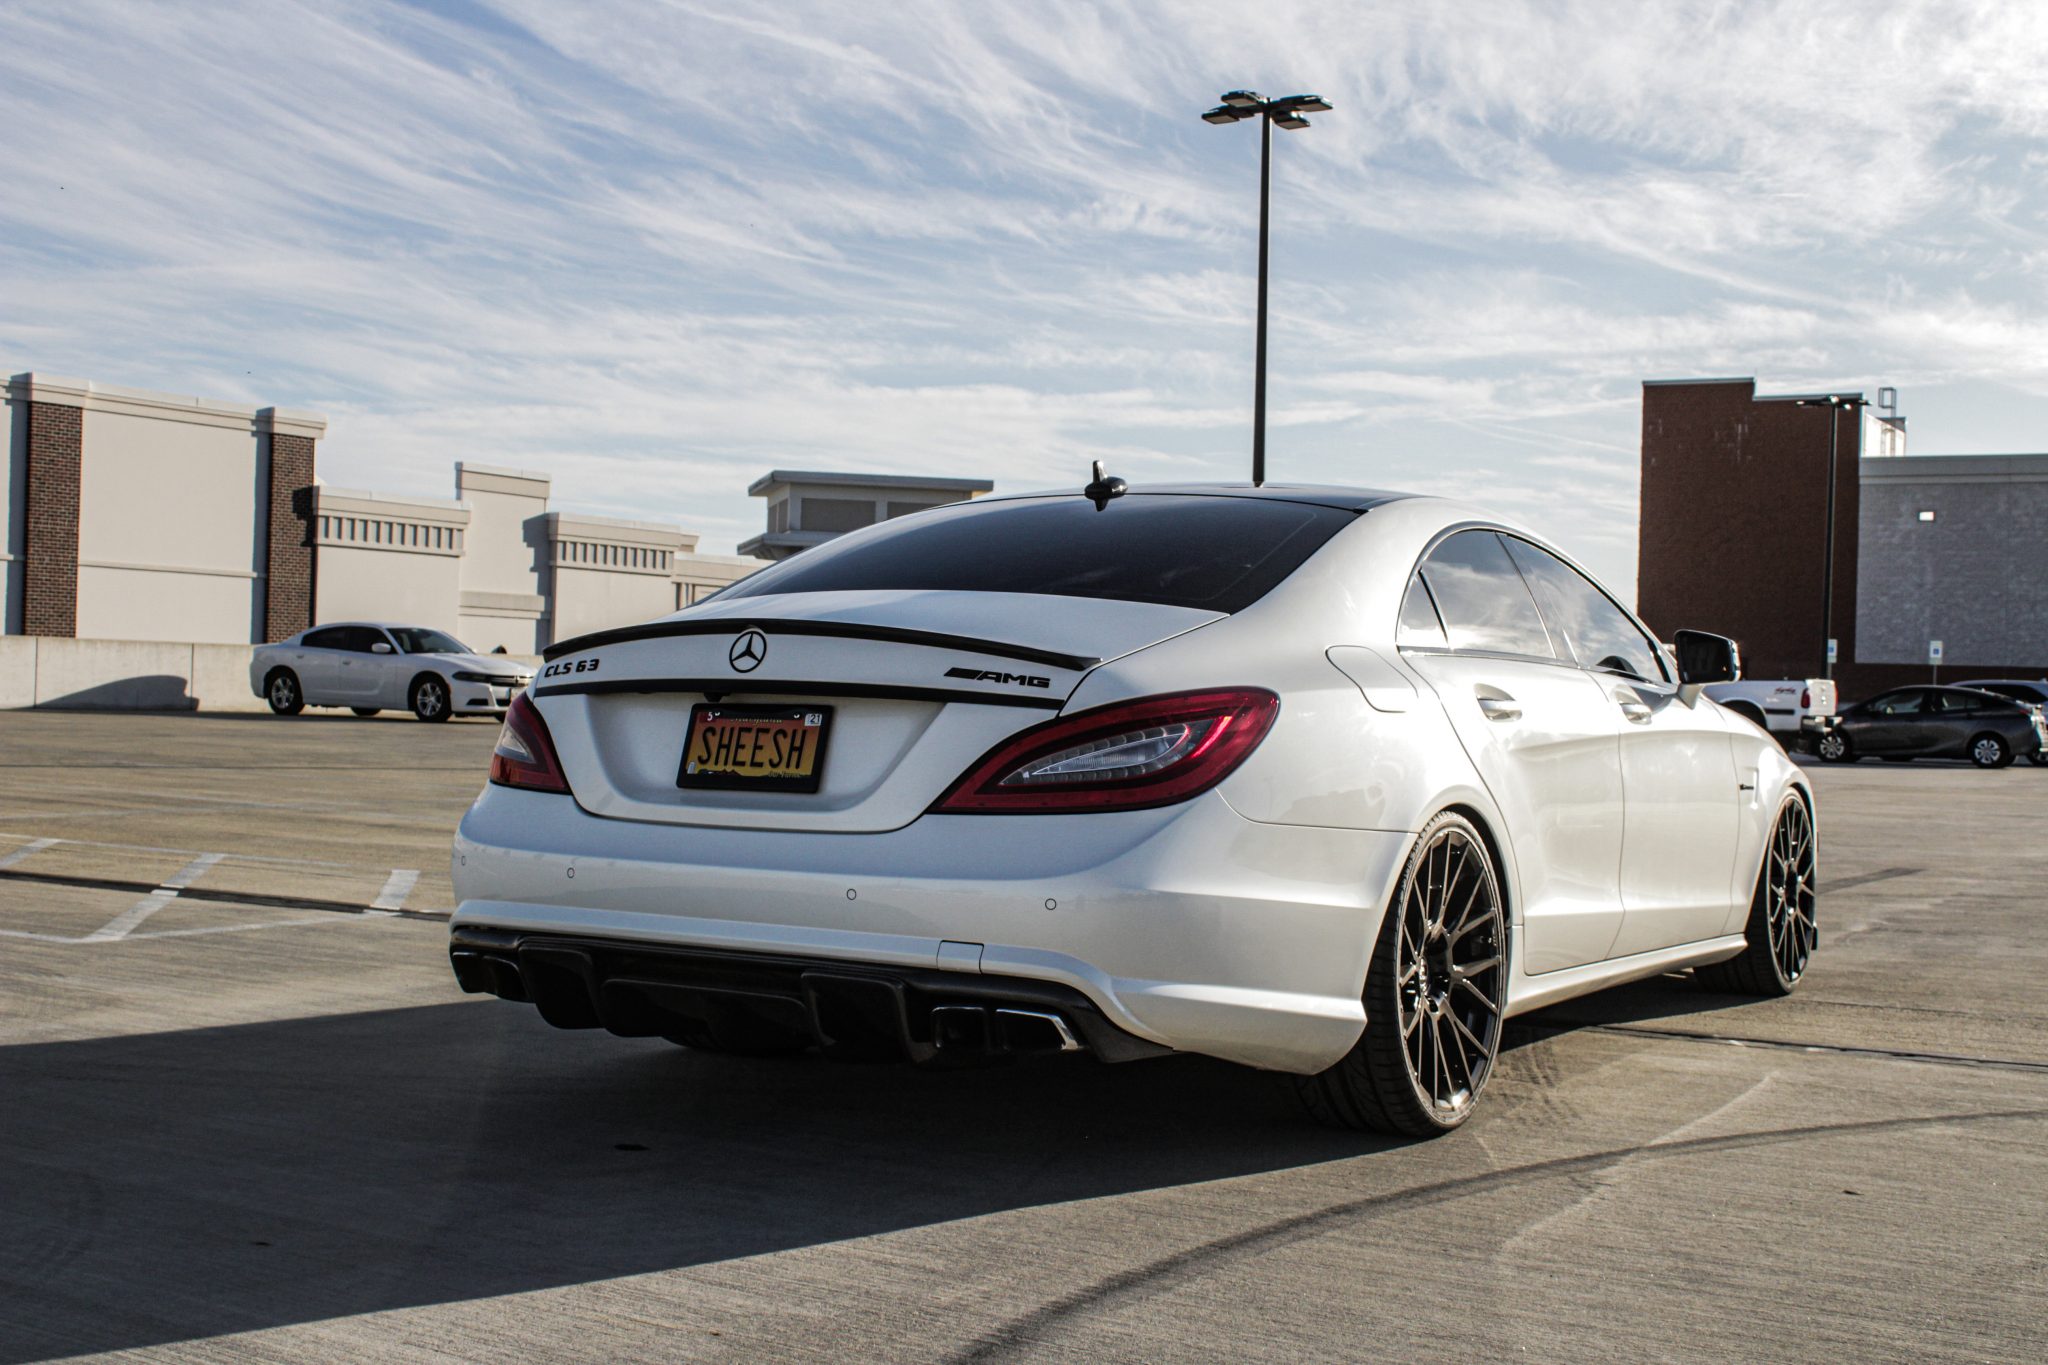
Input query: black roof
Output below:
<box><xmin>983</xmin><ymin>482</ymin><xmax>1413</xmax><ymax>513</ymax></box>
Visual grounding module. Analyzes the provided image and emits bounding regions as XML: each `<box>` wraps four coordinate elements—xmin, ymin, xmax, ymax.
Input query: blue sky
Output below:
<box><xmin>6</xmin><ymin>1</ymin><xmax>2048</xmax><ymax>592</ymax></box>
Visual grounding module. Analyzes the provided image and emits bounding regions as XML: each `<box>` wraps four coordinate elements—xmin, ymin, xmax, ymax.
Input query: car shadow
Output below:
<box><xmin>0</xmin><ymin>1000</ymin><xmax>1393</xmax><ymax>1361</ymax></box>
<box><xmin>1503</xmin><ymin>971</ymin><xmax>1769</xmax><ymax>1052</ymax></box>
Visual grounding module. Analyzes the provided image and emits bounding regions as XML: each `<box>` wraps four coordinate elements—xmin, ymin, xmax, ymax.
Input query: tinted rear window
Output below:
<box><xmin>720</xmin><ymin>495</ymin><xmax>1357</xmax><ymax>613</ymax></box>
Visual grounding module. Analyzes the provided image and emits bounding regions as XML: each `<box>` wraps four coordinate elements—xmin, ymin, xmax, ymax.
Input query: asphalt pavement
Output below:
<box><xmin>1</xmin><ymin>709</ymin><xmax>2043</xmax><ymax>1362</ymax></box>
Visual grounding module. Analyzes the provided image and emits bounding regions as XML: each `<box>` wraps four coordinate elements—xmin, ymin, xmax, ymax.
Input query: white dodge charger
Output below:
<box><xmin>447</xmin><ymin>484</ymin><xmax>1816</xmax><ymax>1135</ymax></box>
<box><xmin>250</xmin><ymin>623</ymin><xmax>535</xmax><ymax>721</ymax></box>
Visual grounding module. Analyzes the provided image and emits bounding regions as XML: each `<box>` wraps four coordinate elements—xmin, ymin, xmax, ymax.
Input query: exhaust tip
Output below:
<box><xmin>930</xmin><ymin>1004</ymin><xmax>992</xmax><ymax>1051</ymax></box>
<box><xmin>995</xmin><ymin>1008</ymin><xmax>1083</xmax><ymax>1054</ymax></box>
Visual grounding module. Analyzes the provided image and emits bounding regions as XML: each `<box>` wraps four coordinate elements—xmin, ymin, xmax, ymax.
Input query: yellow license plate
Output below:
<box><xmin>677</xmin><ymin>704</ymin><xmax>832</xmax><ymax>792</ymax></box>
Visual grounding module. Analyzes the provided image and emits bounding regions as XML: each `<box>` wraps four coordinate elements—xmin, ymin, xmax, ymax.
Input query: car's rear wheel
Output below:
<box><xmin>264</xmin><ymin>669</ymin><xmax>304</xmax><ymax>716</ymax></box>
<box><xmin>2029</xmin><ymin>751</ymin><xmax>2047</xmax><ymax>767</ymax></box>
<box><xmin>351</xmin><ymin>707</ymin><xmax>381</xmax><ymax>718</ymax></box>
<box><xmin>1969</xmin><ymin>733</ymin><xmax>2011</xmax><ymax>769</ymax></box>
<box><xmin>1695</xmin><ymin>795</ymin><xmax>1815</xmax><ymax>997</ymax></box>
<box><xmin>410</xmin><ymin>675</ymin><xmax>451</xmax><ymax>723</ymax></box>
<box><xmin>1815</xmin><ymin>730</ymin><xmax>1854</xmax><ymax>763</ymax></box>
<box><xmin>1294</xmin><ymin>810</ymin><xmax>1506</xmax><ymax>1137</ymax></box>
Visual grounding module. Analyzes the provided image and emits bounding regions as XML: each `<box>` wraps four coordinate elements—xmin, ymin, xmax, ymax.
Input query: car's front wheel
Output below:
<box><xmin>1970</xmin><ymin>733</ymin><xmax>2011</xmax><ymax>769</ymax></box>
<box><xmin>1695</xmin><ymin>794</ymin><xmax>1815</xmax><ymax>996</ymax></box>
<box><xmin>265</xmin><ymin>669</ymin><xmax>304</xmax><ymax>716</ymax></box>
<box><xmin>1294</xmin><ymin>809</ymin><xmax>1506</xmax><ymax>1138</ymax></box>
<box><xmin>1815</xmin><ymin>730</ymin><xmax>1855</xmax><ymax>763</ymax></box>
<box><xmin>410</xmin><ymin>675</ymin><xmax>451</xmax><ymax>723</ymax></box>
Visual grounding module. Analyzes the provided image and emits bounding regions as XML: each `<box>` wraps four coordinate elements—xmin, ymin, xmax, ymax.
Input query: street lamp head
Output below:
<box><xmin>1273</xmin><ymin>113</ymin><xmax>1312</xmax><ymax>130</ymax></box>
<box><xmin>1289</xmin><ymin>95</ymin><xmax>1332</xmax><ymax>112</ymax></box>
<box><xmin>1202</xmin><ymin>105</ymin><xmax>1242</xmax><ymax>124</ymax></box>
<box><xmin>1220</xmin><ymin>90</ymin><xmax>1263</xmax><ymax>108</ymax></box>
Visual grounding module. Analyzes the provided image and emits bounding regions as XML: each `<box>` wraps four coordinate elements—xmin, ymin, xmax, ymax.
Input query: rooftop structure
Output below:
<box><xmin>739</xmin><ymin>470</ymin><xmax>994</xmax><ymax>560</ymax></box>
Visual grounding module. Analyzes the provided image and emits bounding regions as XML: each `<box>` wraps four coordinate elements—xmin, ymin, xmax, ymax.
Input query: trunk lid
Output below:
<box><xmin>531</xmin><ymin>590</ymin><xmax>1221</xmax><ymax>832</ymax></box>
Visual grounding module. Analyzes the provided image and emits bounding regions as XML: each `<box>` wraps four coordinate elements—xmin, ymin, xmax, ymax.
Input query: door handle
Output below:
<box><xmin>1477</xmin><ymin>695</ymin><xmax>1521</xmax><ymax>722</ymax></box>
<box><xmin>1613</xmin><ymin>687</ymin><xmax>1652</xmax><ymax>724</ymax></box>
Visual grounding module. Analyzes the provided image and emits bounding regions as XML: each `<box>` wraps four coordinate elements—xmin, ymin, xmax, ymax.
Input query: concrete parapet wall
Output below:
<box><xmin>0</xmin><ymin>636</ymin><xmax>267</xmax><ymax>711</ymax></box>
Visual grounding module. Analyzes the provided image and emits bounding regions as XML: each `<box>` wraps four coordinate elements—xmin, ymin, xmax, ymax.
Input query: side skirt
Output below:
<box><xmin>1503</xmin><ymin>934</ymin><xmax>1748</xmax><ymax>1019</ymax></box>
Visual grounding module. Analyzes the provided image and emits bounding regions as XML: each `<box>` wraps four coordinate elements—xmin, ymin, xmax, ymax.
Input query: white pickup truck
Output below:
<box><xmin>1704</xmin><ymin>677</ymin><xmax>1838</xmax><ymax>743</ymax></box>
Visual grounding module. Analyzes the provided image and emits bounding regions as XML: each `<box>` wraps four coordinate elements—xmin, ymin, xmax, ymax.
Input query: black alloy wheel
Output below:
<box><xmin>1295</xmin><ymin>809</ymin><xmax>1507</xmax><ymax>1137</ymax></box>
<box><xmin>1969</xmin><ymin>733</ymin><xmax>2011</xmax><ymax>769</ymax></box>
<box><xmin>411</xmin><ymin>675</ymin><xmax>451</xmax><ymax>723</ymax></box>
<box><xmin>265</xmin><ymin>669</ymin><xmax>304</xmax><ymax>716</ymax></box>
<box><xmin>1696</xmin><ymin>795</ymin><xmax>1817</xmax><ymax>997</ymax></box>
<box><xmin>1815</xmin><ymin>730</ymin><xmax>1854</xmax><ymax>763</ymax></box>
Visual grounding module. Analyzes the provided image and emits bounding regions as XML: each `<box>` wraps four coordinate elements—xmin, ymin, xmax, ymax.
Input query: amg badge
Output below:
<box><xmin>946</xmin><ymin>667</ymin><xmax>1052</xmax><ymax>689</ymax></box>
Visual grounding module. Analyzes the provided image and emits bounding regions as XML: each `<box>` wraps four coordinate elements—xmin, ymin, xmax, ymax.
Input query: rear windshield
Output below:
<box><xmin>720</xmin><ymin>494</ymin><xmax>1357</xmax><ymax>613</ymax></box>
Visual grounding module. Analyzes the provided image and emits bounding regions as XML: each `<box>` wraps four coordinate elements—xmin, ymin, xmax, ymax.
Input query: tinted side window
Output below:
<box><xmin>1419</xmin><ymin>531</ymin><xmax>1555</xmax><ymax>658</ymax></box>
<box><xmin>721</xmin><ymin>495</ymin><xmax>1357</xmax><ymax>614</ymax></box>
<box><xmin>1502</xmin><ymin>537</ymin><xmax>1668</xmax><ymax>682</ymax></box>
<box><xmin>303</xmin><ymin>627</ymin><xmax>349</xmax><ymax>650</ymax></box>
<box><xmin>335</xmin><ymin>627</ymin><xmax>389</xmax><ymax>653</ymax></box>
<box><xmin>1396</xmin><ymin>573</ymin><xmax>1446</xmax><ymax>647</ymax></box>
<box><xmin>1869</xmin><ymin>690</ymin><xmax>1924</xmax><ymax>715</ymax></box>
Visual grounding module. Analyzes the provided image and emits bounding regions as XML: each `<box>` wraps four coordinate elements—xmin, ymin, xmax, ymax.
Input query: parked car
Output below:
<box><xmin>1954</xmin><ymin>679</ymin><xmax>2048</xmax><ymax>765</ymax></box>
<box><xmin>446</xmin><ymin>483</ymin><xmax>1815</xmax><ymax>1138</ymax></box>
<box><xmin>1703</xmin><ymin>676</ymin><xmax>1837</xmax><ymax>744</ymax></box>
<box><xmin>1813</xmin><ymin>685</ymin><xmax>2046</xmax><ymax>768</ymax></box>
<box><xmin>250</xmin><ymin>623</ymin><xmax>534</xmax><ymax>721</ymax></box>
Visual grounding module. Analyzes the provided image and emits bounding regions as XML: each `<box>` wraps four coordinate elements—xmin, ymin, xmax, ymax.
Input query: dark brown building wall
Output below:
<box><xmin>22</xmin><ymin>400</ymin><xmax>83</xmax><ymax>637</ymax></box>
<box><xmin>1637</xmin><ymin>380</ymin><xmax>1860</xmax><ymax>684</ymax></box>
<box><xmin>262</xmin><ymin>428</ymin><xmax>316</xmax><ymax>641</ymax></box>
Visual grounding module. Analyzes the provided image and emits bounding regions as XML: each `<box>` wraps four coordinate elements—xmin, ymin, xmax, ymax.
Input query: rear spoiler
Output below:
<box><xmin>543</xmin><ymin>616</ymin><xmax>1100</xmax><ymax>673</ymax></box>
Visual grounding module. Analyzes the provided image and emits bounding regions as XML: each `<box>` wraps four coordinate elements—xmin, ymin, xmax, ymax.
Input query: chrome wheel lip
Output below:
<box><xmin>1395</xmin><ymin>826</ymin><xmax>1505</xmax><ymax>1121</ymax></box>
<box><xmin>1763</xmin><ymin>798</ymin><xmax>1818</xmax><ymax>985</ymax></box>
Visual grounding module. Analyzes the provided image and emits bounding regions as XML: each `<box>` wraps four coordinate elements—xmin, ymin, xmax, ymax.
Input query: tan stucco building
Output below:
<box><xmin>4</xmin><ymin>371</ymin><xmax>757</xmax><ymax>653</ymax></box>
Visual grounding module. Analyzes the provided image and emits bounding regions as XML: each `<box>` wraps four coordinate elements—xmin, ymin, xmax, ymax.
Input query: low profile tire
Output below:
<box><xmin>351</xmin><ymin>707</ymin><xmax>381</xmax><ymax>718</ymax></box>
<box><xmin>1695</xmin><ymin>795</ymin><xmax>1816</xmax><ymax>997</ymax></box>
<box><xmin>264</xmin><ymin>669</ymin><xmax>304</xmax><ymax>716</ymax></box>
<box><xmin>410</xmin><ymin>675</ymin><xmax>451</xmax><ymax>723</ymax></box>
<box><xmin>1969</xmin><ymin>733</ymin><xmax>2011</xmax><ymax>769</ymax></box>
<box><xmin>1815</xmin><ymin>730</ymin><xmax>1855</xmax><ymax>763</ymax></box>
<box><xmin>1294</xmin><ymin>810</ymin><xmax>1507</xmax><ymax>1138</ymax></box>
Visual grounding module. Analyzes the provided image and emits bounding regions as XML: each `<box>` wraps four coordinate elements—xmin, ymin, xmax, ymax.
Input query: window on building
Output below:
<box><xmin>800</xmin><ymin>498</ymin><xmax>879</xmax><ymax>533</ymax></box>
<box><xmin>1419</xmin><ymin>531</ymin><xmax>1556</xmax><ymax>660</ymax></box>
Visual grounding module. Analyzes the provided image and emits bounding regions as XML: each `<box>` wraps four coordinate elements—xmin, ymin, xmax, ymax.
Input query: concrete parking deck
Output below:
<box><xmin>0</xmin><ymin>710</ymin><xmax>2043</xmax><ymax>1362</ymax></box>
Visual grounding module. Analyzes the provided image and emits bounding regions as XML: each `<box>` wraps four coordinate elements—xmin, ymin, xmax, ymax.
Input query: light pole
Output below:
<box><xmin>1793</xmin><ymin>393</ymin><xmax>1867</xmax><ymax>679</ymax></box>
<box><xmin>1203</xmin><ymin>90</ymin><xmax>1330</xmax><ymax>487</ymax></box>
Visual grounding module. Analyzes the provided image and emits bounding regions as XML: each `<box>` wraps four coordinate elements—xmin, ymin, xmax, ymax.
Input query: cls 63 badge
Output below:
<box><xmin>542</xmin><ymin>657</ymin><xmax>601</xmax><ymax>678</ymax></box>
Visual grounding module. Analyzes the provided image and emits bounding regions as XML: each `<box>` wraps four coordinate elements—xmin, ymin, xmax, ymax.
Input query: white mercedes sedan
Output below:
<box><xmin>250</xmin><ymin>623</ymin><xmax>534</xmax><ymax>722</ymax></box>
<box><xmin>446</xmin><ymin>484</ymin><xmax>1816</xmax><ymax>1136</ymax></box>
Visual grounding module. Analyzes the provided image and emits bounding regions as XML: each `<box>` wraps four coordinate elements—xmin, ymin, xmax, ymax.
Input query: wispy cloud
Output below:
<box><xmin>5</xmin><ymin>0</ymin><xmax>2048</xmax><ymax>593</ymax></box>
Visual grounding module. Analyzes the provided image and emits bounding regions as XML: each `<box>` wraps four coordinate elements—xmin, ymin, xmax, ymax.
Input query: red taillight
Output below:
<box><xmin>1801</xmin><ymin>687</ymin><xmax>1811</xmax><ymax>709</ymax></box>
<box><xmin>489</xmin><ymin>693</ymin><xmax>571</xmax><ymax>794</ymax></box>
<box><xmin>932</xmin><ymin>688</ymin><xmax>1279</xmax><ymax>814</ymax></box>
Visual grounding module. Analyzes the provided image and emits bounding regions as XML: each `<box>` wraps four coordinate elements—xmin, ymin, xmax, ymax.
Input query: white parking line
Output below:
<box><xmin>0</xmin><ymin>837</ymin><xmax>57</xmax><ymax>870</ymax></box>
<box><xmin>369</xmin><ymin>869</ymin><xmax>420</xmax><ymax>914</ymax></box>
<box><xmin>80</xmin><ymin>852</ymin><xmax>227</xmax><ymax>942</ymax></box>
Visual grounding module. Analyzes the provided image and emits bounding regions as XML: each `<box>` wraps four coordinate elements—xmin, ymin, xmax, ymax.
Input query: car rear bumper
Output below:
<box><xmin>449</xmin><ymin>785</ymin><xmax>1413</xmax><ymax>1073</ymax></box>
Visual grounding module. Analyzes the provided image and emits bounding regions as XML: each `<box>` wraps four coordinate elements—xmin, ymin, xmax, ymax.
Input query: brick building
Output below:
<box><xmin>1637</xmin><ymin>378</ymin><xmax>2048</xmax><ymax>699</ymax></box>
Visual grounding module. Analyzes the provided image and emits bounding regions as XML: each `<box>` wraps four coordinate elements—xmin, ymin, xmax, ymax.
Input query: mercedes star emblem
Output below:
<box><xmin>728</xmin><ymin>629</ymin><xmax>768</xmax><ymax>672</ymax></box>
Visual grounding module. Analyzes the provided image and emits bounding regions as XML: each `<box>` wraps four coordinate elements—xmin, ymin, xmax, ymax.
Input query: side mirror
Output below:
<box><xmin>371</xmin><ymin>641</ymin><xmax>394</xmax><ymax>654</ymax></box>
<box><xmin>1673</xmin><ymin>629</ymin><xmax>1740</xmax><ymax>706</ymax></box>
